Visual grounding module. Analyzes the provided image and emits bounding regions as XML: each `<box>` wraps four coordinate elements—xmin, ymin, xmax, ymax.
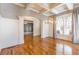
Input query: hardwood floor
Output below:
<box><xmin>0</xmin><ymin>35</ymin><xmax>79</xmax><ymax>55</ymax></box>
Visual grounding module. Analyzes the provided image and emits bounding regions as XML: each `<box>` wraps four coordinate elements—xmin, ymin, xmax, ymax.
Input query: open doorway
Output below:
<box><xmin>24</xmin><ymin>20</ymin><xmax>33</xmax><ymax>36</ymax></box>
<box><xmin>19</xmin><ymin>16</ymin><xmax>41</xmax><ymax>45</ymax></box>
<box><xmin>24</xmin><ymin>20</ymin><xmax>34</xmax><ymax>43</ymax></box>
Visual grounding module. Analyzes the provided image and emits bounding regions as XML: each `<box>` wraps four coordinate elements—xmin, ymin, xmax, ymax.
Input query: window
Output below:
<box><xmin>55</xmin><ymin>13</ymin><xmax>72</xmax><ymax>40</ymax></box>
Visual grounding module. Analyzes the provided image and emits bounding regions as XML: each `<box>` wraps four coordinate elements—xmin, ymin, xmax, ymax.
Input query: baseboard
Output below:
<box><xmin>55</xmin><ymin>37</ymin><xmax>72</xmax><ymax>42</ymax></box>
<box><xmin>33</xmin><ymin>34</ymin><xmax>41</xmax><ymax>36</ymax></box>
<box><xmin>24</xmin><ymin>32</ymin><xmax>33</xmax><ymax>35</ymax></box>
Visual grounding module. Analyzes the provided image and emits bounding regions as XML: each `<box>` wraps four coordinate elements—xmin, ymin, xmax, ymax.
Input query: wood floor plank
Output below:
<box><xmin>0</xmin><ymin>35</ymin><xmax>79</xmax><ymax>55</ymax></box>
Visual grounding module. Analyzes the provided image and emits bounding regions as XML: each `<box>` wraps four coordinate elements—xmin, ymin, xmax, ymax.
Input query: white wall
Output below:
<box><xmin>41</xmin><ymin>20</ymin><xmax>49</xmax><ymax>38</ymax></box>
<box><xmin>49</xmin><ymin>20</ymin><xmax>53</xmax><ymax>37</ymax></box>
<box><xmin>19</xmin><ymin>17</ymin><xmax>24</xmax><ymax>44</ymax></box>
<box><xmin>41</xmin><ymin>19</ymin><xmax>53</xmax><ymax>38</ymax></box>
<box><xmin>0</xmin><ymin>16</ymin><xmax>20</xmax><ymax>49</ymax></box>
<box><xmin>33</xmin><ymin>19</ymin><xmax>40</xmax><ymax>36</ymax></box>
<box><xmin>0</xmin><ymin>3</ymin><xmax>24</xmax><ymax>19</ymax></box>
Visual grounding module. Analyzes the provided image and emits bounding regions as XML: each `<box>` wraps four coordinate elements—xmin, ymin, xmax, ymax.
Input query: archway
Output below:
<box><xmin>18</xmin><ymin>16</ymin><xmax>41</xmax><ymax>44</ymax></box>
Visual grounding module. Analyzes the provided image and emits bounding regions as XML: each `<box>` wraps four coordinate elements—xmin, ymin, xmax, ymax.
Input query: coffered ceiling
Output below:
<box><xmin>14</xmin><ymin>3</ymin><xmax>74</xmax><ymax>16</ymax></box>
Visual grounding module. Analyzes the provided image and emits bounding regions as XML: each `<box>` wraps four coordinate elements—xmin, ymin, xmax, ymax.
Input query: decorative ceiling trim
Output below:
<box><xmin>14</xmin><ymin>3</ymin><xmax>25</xmax><ymax>8</ymax></box>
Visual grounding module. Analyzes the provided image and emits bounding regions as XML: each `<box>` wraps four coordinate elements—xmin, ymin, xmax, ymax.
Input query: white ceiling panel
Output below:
<box><xmin>51</xmin><ymin>4</ymin><xmax>68</xmax><ymax>14</ymax></box>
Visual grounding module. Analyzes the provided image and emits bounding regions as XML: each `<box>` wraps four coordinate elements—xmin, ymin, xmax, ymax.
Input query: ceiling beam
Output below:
<box><xmin>14</xmin><ymin>3</ymin><xmax>25</xmax><ymax>8</ymax></box>
<box><xmin>66</xmin><ymin>3</ymin><xmax>73</xmax><ymax>10</ymax></box>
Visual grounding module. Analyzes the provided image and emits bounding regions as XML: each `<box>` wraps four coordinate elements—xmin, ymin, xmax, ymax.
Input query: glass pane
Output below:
<box><xmin>55</xmin><ymin>13</ymin><xmax>72</xmax><ymax>40</ymax></box>
<box><xmin>64</xmin><ymin>14</ymin><xmax>72</xmax><ymax>36</ymax></box>
<box><xmin>56</xmin><ymin>16</ymin><xmax>64</xmax><ymax>36</ymax></box>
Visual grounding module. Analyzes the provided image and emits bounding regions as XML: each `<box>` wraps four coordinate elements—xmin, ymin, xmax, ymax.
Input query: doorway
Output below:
<box><xmin>24</xmin><ymin>20</ymin><xmax>33</xmax><ymax>43</ymax></box>
<box><xmin>24</xmin><ymin>20</ymin><xmax>33</xmax><ymax>35</ymax></box>
<box><xmin>19</xmin><ymin>16</ymin><xmax>41</xmax><ymax>45</ymax></box>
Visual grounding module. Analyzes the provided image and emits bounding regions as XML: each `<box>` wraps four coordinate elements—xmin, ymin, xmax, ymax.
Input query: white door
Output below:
<box><xmin>0</xmin><ymin>16</ymin><xmax>19</xmax><ymax>49</ymax></box>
